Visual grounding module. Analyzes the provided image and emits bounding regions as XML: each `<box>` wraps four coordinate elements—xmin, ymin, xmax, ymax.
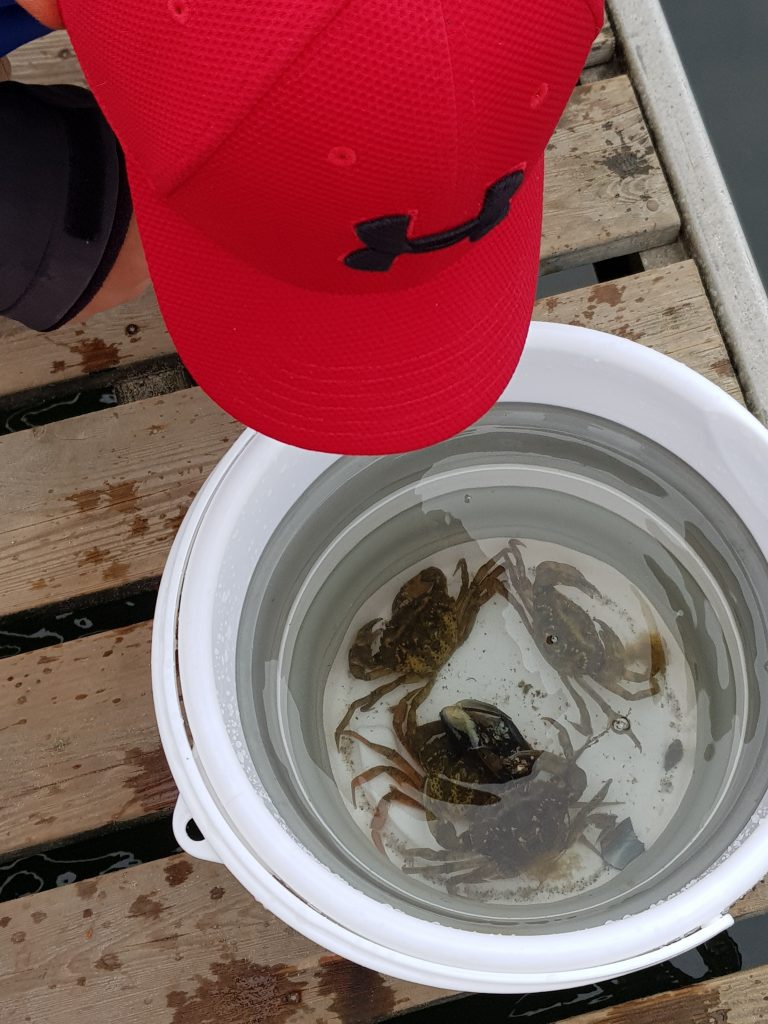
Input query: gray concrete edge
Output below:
<box><xmin>609</xmin><ymin>0</ymin><xmax>768</xmax><ymax>424</ymax></box>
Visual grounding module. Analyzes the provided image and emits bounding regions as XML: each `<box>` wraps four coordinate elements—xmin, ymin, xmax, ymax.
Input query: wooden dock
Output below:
<box><xmin>1</xmin><ymin>10</ymin><xmax>766</xmax><ymax>1024</ymax></box>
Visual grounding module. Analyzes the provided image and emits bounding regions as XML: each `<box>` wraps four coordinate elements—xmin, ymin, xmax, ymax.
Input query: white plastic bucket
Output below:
<box><xmin>152</xmin><ymin>322</ymin><xmax>768</xmax><ymax>992</ymax></box>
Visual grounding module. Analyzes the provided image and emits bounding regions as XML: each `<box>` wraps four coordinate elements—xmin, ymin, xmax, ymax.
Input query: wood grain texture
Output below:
<box><xmin>548</xmin><ymin>967</ymin><xmax>768</xmax><ymax>1024</ymax></box>
<box><xmin>0</xmin><ymin>290</ymin><xmax>172</xmax><ymax>400</ymax></box>
<box><xmin>2</xmin><ymin>849</ymin><xmax>768</xmax><ymax>1024</ymax></box>
<box><xmin>0</xmin><ymin>71</ymin><xmax>679</xmax><ymax>397</ymax></box>
<box><xmin>5</xmin><ymin>32</ymin><xmax>85</xmax><ymax>86</ymax></box>
<box><xmin>542</xmin><ymin>76</ymin><xmax>679</xmax><ymax>273</ymax></box>
<box><xmin>0</xmin><ymin>259</ymin><xmax>743</xmax><ymax>859</ymax></box>
<box><xmin>535</xmin><ymin>260</ymin><xmax>743</xmax><ymax>403</ymax></box>
<box><xmin>0</xmin><ymin>622</ymin><xmax>176</xmax><ymax>856</ymax></box>
<box><xmin>0</xmin><ymin>387</ymin><xmax>239</xmax><ymax>617</ymax></box>
<box><xmin>584</xmin><ymin>17</ymin><xmax>616</xmax><ymax>68</ymax></box>
<box><xmin>0</xmin><ymin>855</ymin><xmax>456</xmax><ymax>1024</ymax></box>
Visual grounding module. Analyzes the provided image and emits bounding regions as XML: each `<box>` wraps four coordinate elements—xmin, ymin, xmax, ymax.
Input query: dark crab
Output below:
<box><xmin>334</xmin><ymin>551</ymin><xmax>511</xmax><ymax>746</ymax></box>
<box><xmin>342</xmin><ymin>686</ymin><xmax>538</xmax><ymax>855</ymax></box>
<box><xmin>402</xmin><ymin>715</ymin><xmax>613</xmax><ymax>890</ymax></box>
<box><xmin>502</xmin><ymin>540</ymin><xmax>666</xmax><ymax>740</ymax></box>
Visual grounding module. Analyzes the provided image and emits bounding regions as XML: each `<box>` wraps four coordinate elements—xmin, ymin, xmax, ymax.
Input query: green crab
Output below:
<box><xmin>342</xmin><ymin>687</ymin><xmax>539</xmax><ymax>855</ymax></box>
<box><xmin>334</xmin><ymin>551</ymin><xmax>511</xmax><ymax>747</ymax></box>
<box><xmin>402</xmin><ymin>715</ymin><xmax>613</xmax><ymax>890</ymax></box>
<box><xmin>503</xmin><ymin>540</ymin><xmax>666</xmax><ymax>740</ymax></box>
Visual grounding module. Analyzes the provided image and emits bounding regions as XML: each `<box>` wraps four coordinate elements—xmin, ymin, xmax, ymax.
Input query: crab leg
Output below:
<box><xmin>392</xmin><ymin>674</ymin><xmax>438</xmax><ymax>749</ymax></box>
<box><xmin>444</xmin><ymin>861</ymin><xmax>501</xmax><ymax>892</ymax></box>
<box><xmin>334</xmin><ymin>672</ymin><xmax>415</xmax><ymax>748</ymax></box>
<box><xmin>557</xmin><ymin>673</ymin><xmax>593</xmax><ymax>736</ymax></box>
<box><xmin>370</xmin><ymin>788</ymin><xmax>424</xmax><ymax>857</ymax></box>
<box><xmin>566</xmin><ymin>779</ymin><xmax>612</xmax><ymax>847</ymax></box>
<box><xmin>403</xmin><ymin>851</ymin><xmax>487</xmax><ymax>876</ymax></box>
<box><xmin>576</xmin><ymin>677</ymin><xmax>643</xmax><ymax>752</ymax></box>
<box><xmin>349</xmin><ymin>764</ymin><xmax>422</xmax><ymax>808</ymax></box>
<box><xmin>342</xmin><ymin>730</ymin><xmax>423</xmax><ymax>791</ymax></box>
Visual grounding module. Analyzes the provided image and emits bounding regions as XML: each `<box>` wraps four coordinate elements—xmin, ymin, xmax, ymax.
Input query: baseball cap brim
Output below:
<box><xmin>127</xmin><ymin>154</ymin><xmax>544</xmax><ymax>455</ymax></box>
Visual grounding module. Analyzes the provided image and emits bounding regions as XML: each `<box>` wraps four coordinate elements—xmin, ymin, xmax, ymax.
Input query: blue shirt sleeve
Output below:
<box><xmin>0</xmin><ymin>0</ymin><xmax>52</xmax><ymax>57</ymax></box>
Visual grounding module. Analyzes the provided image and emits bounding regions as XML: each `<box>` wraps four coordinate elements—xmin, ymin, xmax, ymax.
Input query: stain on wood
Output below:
<box><xmin>316</xmin><ymin>958</ymin><xmax>397</xmax><ymax>1024</ymax></box>
<box><xmin>122</xmin><ymin>746</ymin><xmax>175</xmax><ymax>815</ymax></box>
<box><xmin>77</xmin><ymin>880</ymin><xmax>98</xmax><ymax>901</ymax></box>
<box><xmin>128</xmin><ymin>894</ymin><xmax>168</xmax><ymax>922</ymax></box>
<box><xmin>94</xmin><ymin>952</ymin><xmax>122</xmax><ymax>972</ymax></box>
<box><xmin>164</xmin><ymin>861</ymin><xmax>193</xmax><ymax>888</ymax></box>
<box><xmin>603</xmin><ymin>126</ymin><xmax>654</xmax><ymax>181</ymax></box>
<box><xmin>0</xmin><ymin>623</ymin><xmax>177</xmax><ymax>856</ymax></box>
<box><xmin>67</xmin><ymin>337</ymin><xmax>120</xmax><ymax>374</ymax></box>
<box><xmin>166</xmin><ymin>960</ymin><xmax>307</xmax><ymax>1024</ymax></box>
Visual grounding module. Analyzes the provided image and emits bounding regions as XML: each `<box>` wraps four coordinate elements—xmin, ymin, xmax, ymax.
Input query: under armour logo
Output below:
<box><xmin>344</xmin><ymin>170</ymin><xmax>524</xmax><ymax>272</ymax></box>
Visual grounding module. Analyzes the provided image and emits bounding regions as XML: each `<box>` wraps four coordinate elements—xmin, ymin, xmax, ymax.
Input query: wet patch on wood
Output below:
<box><xmin>602</xmin><ymin>125</ymin><xmax>654</xmax><ymax>181</ymax></box>
<box><xmin>67</xmin><ymin>338</ymin><xmax>121</xmax><ymax>375</ymax></box>
<box><xmin>316</xmin><ymin>957</ymin><xmax>397</xmax><ymax>1024</ymax></box>
<box><xmin>95</xmin><ymin>952</ymin><xmax>122</xmax><ymax>972</ymax></box>
<box><xmin>166</xmin><ymin>960</ymin><xmax>306</xmax><ymax>1024</ymax></box>
<box><xmin>122</xmin><ymin>746</ymin><xmax>176</xmax><ymax>815</ymax></box>
<box><xmin>164</xmin><ymin>860</ymin><xmax>193</xmax><ymax>888</ymax></box>
<box><xmin>128</xmin><ymin>893</ymin><xmax>168</xmax><ymax>921</ymax></box>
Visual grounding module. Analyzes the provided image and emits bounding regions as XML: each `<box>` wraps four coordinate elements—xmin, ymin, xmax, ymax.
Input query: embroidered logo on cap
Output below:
<box><xmin>344</xmin><ymin>170</ymin><xmax>524</xmax><ymax>272</ymax></box>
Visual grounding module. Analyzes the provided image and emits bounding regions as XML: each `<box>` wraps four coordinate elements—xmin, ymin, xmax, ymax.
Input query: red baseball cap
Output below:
<box><xmin>61</xmin><ymin>0</ymin><xmax>603</xmax><ymax>455</ymax></box>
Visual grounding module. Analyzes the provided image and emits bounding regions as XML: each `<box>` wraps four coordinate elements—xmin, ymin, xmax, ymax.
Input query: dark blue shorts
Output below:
<box><xmin>0</xmin><ymin>0</ymin><xmax>52</xmax><ymax>58</ymax></box>
<box><xmin>0</xmin><ymin>79</ymin><xmax>131</xmax><ymax>330</ymax></box>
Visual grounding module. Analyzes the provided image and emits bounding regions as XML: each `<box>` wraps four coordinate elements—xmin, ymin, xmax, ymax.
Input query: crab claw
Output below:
<box><xmin>535</xmin><ymin>562</ymin><xmax>602</xmax><ymax>600</ymax></box>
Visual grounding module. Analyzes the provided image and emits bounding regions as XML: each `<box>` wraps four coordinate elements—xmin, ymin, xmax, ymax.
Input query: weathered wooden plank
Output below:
<box><xmin>0</xmin><ymin>388</ymin><xmax>239</xmax><ymax>617</ymax></box>
<box><xmin>731</xmin><ymin>876</ymin><xmax>768</xmax><ymax>920</ymax></box>
<box><xmin>536</xmin><ymin>260</ymin><xmax>743</xmax><ymax>403</ymax></box>
<box><xmin>639</xmin><ymin>240</ymin><xmax>688</xmax><ymax>270</ymax></box>
<box><xmin>0</xmin><ymin>290</ymin><xmax>172</xmax><ymax>399</ymax></box>
<box><xmin>549</xmin><ymin>966</ymin><xmax>768</xmax><ymax>1024</ymax></box>
<box><xmin>0</xmin><ymin>72</ymin><xmax>678</xmax><ymax>398</ymax></box>
<box><xmin>3</xmin><ymin>847</ymin><xmax>768</xmax><ymax>1024</ymax></box>
<box><xmin>0</xmin><ymin>855</ymin><xmax>456</xmax><ymax>1024</ymax></box>
<box><xmin>0</xmin><ymin>622</ymin><xmax>177</xmax><ymax>856</ymax></box>
<box><xmin>584</xmin><ymin>17</ymin><xmax>616</xmax><ymax>68</ymax></box>
<box><xmin>0</xmin><ymin>261</ymin><xmax>733</xmax><ymax>616</ymax></box>
<box><xmin>5</xmin><ymin>32</ymin><xmax>85</xmax><ymax>86</ymax></box>
<box><xmin>0</xmin><ymin>260</ymin><xmax>743</xmax><ymax>858</ymax></box>
<box><xmin>542</xmin><ymin>75</ymin><xmax>679</xmax><ymax>273</ymax></box>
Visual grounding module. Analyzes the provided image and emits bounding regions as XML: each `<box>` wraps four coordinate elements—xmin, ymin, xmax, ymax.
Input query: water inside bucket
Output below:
<box><xmin>236</xmin><ymin>405</ymin><xmax>768</xmax><ymax>931</ymax></box>
<box><xmin>322</xmin><ymin>535</ymin><xmax>701</xmax><ymax>906</ymax></box>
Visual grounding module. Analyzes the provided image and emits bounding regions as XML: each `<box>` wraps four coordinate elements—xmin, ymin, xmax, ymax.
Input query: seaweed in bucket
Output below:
<box><xmin>503</xmin><ymin>539</ymin><xmax>666</xmax><ymax>743</ymax></box>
